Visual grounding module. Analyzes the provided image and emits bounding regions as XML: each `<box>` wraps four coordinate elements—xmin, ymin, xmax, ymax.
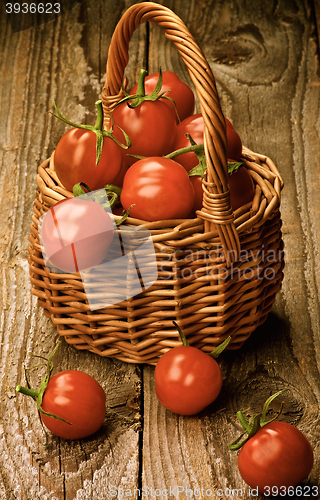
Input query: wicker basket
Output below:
<box><xmin>28</xmin><ymin>2</ymin><xmax>284</xmax><ymax>365</ymax></box>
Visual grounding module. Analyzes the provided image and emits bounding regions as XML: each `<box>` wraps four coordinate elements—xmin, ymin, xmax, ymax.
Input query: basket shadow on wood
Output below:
<box><xmin>28</xmin><ymin>2</ymin><xmax>285</xmax><ymax>365</ymax></box>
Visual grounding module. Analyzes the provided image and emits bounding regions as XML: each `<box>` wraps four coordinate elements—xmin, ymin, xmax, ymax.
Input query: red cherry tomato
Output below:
<box><xmin>228</xmin><ymin>165</ymin><xmax>255</xmax><ymax>211</ymax></box>
<box><xmin>188</xmin><ymin>162</ymin><xmax>254</xmax><ymax>216</ymax></box>
<box><xmin>120</xmin><ymin>157</ymin><xmax>195</xmax><ymax>221</ymax></box>
<box><xmin>41</xmin><ymin>370</ymin><xmax>106</xmax><ymax>440</ymax></box>
<box><xmin>155</xmin><ymin>345</ymin><xmax>223</xmax><ymax>415</ymax></box>
<box><xmin>172</xmin><ymin>113</ymin><xmax>204</xmax><ymax>171</ymax></box>
<box><xmin>53</xmin><ymin>128</ymin><xmax>122</xmax><ymax>192</ymax></box>
<box><xmin>189</xmin><ymin>175</ymin><xmax>204</xmax><ymax>214</ymax></box>
<box><xmin>112</xmin><ymin>100</ymin><xmax>178</xmax><ymax>166</ymax></box>
<box><xmin>130</xmin><ymin>71</ymin><xmax>195</xmax><ymax>123</ymax></box>
<box><xmin>111</xmin><ymin>158</ymin><xmax>130</xmax><ymax>187</ymax></box>
<box><xmin>172</xmin><ymin>115</ymin><xmax>243</xmax><ymax>171</ymax></box>
<box><xmin>225</xmin><ymin>118</ymin><xmax>242</xmax><ymax>161</ymax></box>
<box><xmin>41</xmin><ymin>197</ymin><xmax>114</xmax><ymax>273</ymax></box>
<box><xmin>238</xmin><ymin>421</ymin><xmax>314</xmax><ymax>490</ymax></box>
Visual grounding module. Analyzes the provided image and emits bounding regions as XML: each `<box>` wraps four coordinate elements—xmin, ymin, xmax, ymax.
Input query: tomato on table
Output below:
<box><xmin>238</xmin><ymin>420</ymin><xmax>314</xmax><ymax>490</ymax></box>
<box><xmin>16</xmin><ymin>343</ymin><xmax>107</xmax><ymax>441</ymax></box>
<box><xmin>155</xmin><ymin>322</ymin><xmax>230</xmax><ymax>415</ymax></box>
<box><xmin>229</xmin><ymin>390</ymin><xmax>314</xmax><ymax>490</ymax></box>
<box><xmin>120</xmin><ymin>157</ymin><xmax>195</xmax><ymax>221</ymax></box>
<box><xmin>155</xmin><ymin>345</ymin><xmax>223</xmax><ymax>415</ymax></box>
<box><xmin>40</xmin><ymin>370</ymin><xmax>106</xmax><ymax>440</ymax></box>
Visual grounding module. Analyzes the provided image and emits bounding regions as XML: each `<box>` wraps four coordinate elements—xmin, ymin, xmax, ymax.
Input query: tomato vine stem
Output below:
<box><xmin>172</xmin><ymin>321</ymin><xmax>231</xmax><ymax>356</ymax></box>
<box><xmin>16</xmin><ymin>341</ymin><xmax>72</xmax><ymax>427</ymax></box>
<box><xmin>229</xmin><ymin>389</ymin><xmax>289</xmax><ymax>451</ymax></box>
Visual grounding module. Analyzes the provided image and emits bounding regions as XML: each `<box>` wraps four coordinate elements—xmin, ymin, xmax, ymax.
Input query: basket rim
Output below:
<box><xmin>34</xmin><ymin>145</ymin><xmax>282</xmax><ymax>250</ymax></box>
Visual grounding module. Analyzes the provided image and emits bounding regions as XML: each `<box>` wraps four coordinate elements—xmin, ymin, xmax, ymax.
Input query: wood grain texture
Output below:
<box><xmin>0</xmin><ymin>0</ymin><xmax>320</xmax><ymax>499</ymax></box>
<box><xmin>143</xmin><ymin>0</ymin><xmax>320</xmax><ymax>498</ymax></box>
<box><xmin>0</xmin><ymin>1</ymin><xmax>143</xmax><ymax>499</ymax></box>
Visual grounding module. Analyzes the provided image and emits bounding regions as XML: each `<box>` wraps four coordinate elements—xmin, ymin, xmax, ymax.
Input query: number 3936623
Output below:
<box><xmin>5</xmin><ymin>3</ymin><xmax>61</xmax><ymax>14</ymax></box>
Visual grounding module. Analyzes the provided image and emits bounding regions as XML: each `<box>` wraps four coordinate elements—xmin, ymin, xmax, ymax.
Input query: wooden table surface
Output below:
<box><xmin>1</xmin><ymin>0</ymin><xmax>320</xmax><ymax>499</ymax></box>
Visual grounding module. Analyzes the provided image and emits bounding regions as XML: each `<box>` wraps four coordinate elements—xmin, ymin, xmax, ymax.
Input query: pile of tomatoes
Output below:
<box><xmin>53</xmin><ymin>69</ymin><xmax>255</xmax><ymax>221</ymax></box>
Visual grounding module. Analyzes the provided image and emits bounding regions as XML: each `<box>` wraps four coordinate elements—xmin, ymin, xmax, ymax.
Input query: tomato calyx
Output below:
<box><xmin>51</xmin><ymin>98</ymin><xmax>131</xmax><ymax>165</ymax></box>
<box><xmin>16</xmin><ymin>342</ymin><xmax>72</xmax><ymax>435</ymax></box>
<box><xmin>229</xmin><ymin>389</ymin><xmax>289</xmax><ymax>451</ymax></box>
<box><xmin>72</xmin><ymin>182</ymin><xmax>133</xmax><ymax>226</ymax></box>
<box><xmin>72</xmin><ymin>181</ymin><xmax>92</xmax><ymax>197</ymax></box>
<box><xmin>173</xmin><ymin>320</ymin><xmax>231</xmax><ymax>358</ymax></box>
<box><xmin>227</xmin><ymin>161</ymin><xmax>245</xmax><ymax>175</ymax></box>
<box><xmin>166</xmin><ymin>133</ymin><xmax>207</xmax><ymax>179</ymax></box>
<box><xmin>118</xmin><ymin>68</ymin><xmax>180</xmax><ymax>121</ymax></box>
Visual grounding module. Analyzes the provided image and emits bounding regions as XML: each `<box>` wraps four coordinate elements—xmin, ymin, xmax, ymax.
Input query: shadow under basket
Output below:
<box><xmin>28</xmin><ymin>2</ymin><xmax>285</xmax><ymax>365</ymax></box>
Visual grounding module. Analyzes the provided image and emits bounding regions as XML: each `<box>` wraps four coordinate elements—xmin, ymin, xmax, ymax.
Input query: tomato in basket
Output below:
<box><xmin>228</xmin><ymin>161</ymin><xmax>255</xmax><ymax>211</ymax></box>
<box><xmin>229</xmin><ymin>390</ymin><xmax>314</xmax><ymax>491</ymax></box>
<box><xmin>172</xmin><ymin>114</ymin><xmax>243</xmax><ymax>172</ymax></box>
<box><xmin>52</xmin><ymin>99</ymin><xmax>128</xmax><ymax>192</ymax></box>
<box><xmin>225</xmin><ymin>117</ymin><xmax>242</xmax><ymax>161</ymax></box>
<box><xmin>16</xmin><ymin>343</ymin><xmax>106</xmax><ymax>441</ymax></box>
<box><xmin>189</xmin><ymin>174</ymin><xmax>204</xmax><ymax>213</ymax></box>
<box><xmin>40</xmin><ymin>197</ymin><xmax>114</xmax><ymax>273</ymax></box>
<box><xmin>112</xmin><ymin>69</ymin><xmax>178</xmax><ymax>166</ymax></box>
<box><xmin>155</xmin><ymin>322</ymin><xmax>231</xmax><ymax>415</ymax></box>
<box><xmin>185</xmin><ymin>134</ymin><xmax>254</xmax><ymax>215</ymax></box>
<box><xmin>171</xmin><ymin>113</ymin><xmax>204</xmax><ymax>171</ymax></box>
<box><xmin>53</xmin><ymin>128</ymin><xmax>123</xmax><ymax>192</ymax></box>
<box><xmin>129</xmin><ymin>70</ymin><xmax>195</xmax><ymax>123</ymax></box>
<box><xmin>120</xmin><ymin>157</ymin><xmax>195</xmax><ymax>221</ymax></box>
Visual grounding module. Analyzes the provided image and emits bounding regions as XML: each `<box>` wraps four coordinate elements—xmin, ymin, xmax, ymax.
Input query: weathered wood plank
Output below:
<box><xmin>0</xmin><ymin>1</ymin><xmax>144</xmax><ymax>499</ymax></box>
<box><xmin>143</xmin><ymin>0</ymin><xmax>320</xmax><ymax>498</ymax></box>
<box><xmin>1</xmin><ymin>0</ymin><xmax>320</xmax><ymax>499</ymax></box>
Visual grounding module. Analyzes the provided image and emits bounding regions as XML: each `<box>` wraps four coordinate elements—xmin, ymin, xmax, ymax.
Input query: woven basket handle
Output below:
<box><xmin>101</xmin><ymin>1</ymin><xmax>240</xmax><ymax>264</ymax></box>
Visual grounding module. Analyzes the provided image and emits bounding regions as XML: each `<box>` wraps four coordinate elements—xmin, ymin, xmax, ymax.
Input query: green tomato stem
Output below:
<box><xmin>208</xmin><ymin>336</ymin><xmax>231</xmax><ymax>358</ymax></box>
<box><xmin>16</xmin><ymin>385</ymin><xmax>39</xmax><ymax>400</ymax></box>
<box><xmin>115</xmin><ymin>204</ymin><xmax>134</xmax><ymax>226</ymax></box>
<box><xmin>166</xmin><ymin>135</ymin><xmax>207</xmax><ymax>178</ymax></box>
<box><xmin>165</xmin><ymin>143</ymin><xmax>204</xmax><ymax>160</ymax></box>
<box><xmin>137</xmin><ymin>69</ymin><xmax>148</xmax><ymax>96</ymax></box>
<box><xmin>228</xmin><ymin>389</ymin><xmax>289</xmax><ymax>452</ymax></box>
<box><xmin>15</xmin><ymin>341</ymin><xmax>72</xmax><ymax>433</ymax></box>
<box><xmin>104</xmin><ymin>184</ymin><xmax>122</xmax><ymax>198</ymax></box>
<box><xmin>73</xmin><ymin>182</ymin><xmax>92</xmax><ymax>197</ymax></box>
<box><xmin>260</xmin><ymin>389</ymin><xmax>288</xmax><ymax>426</ymax></box>
<box><xmin>116</xmin><ymin>67</ymin><xmax>180</xmax><ymax>120</ymax></box>
<box><xmin>51</xmin><ymin>98</ymin><xmax>131</xmax><ymax>167</ymax></box>
<box><xmin>236</xmin><ymin>409</ymin><xmax>251</xmax><ymax>432</ymax></box>
<box><xmin>94</xmin><ymin>100</ymin><xmax>104</xmax><ymax>131</ymax></box>
<box><xmin>172</xmin><ymin>320</ymin><xmax>189</xmax><ymax>346</ymax></box>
